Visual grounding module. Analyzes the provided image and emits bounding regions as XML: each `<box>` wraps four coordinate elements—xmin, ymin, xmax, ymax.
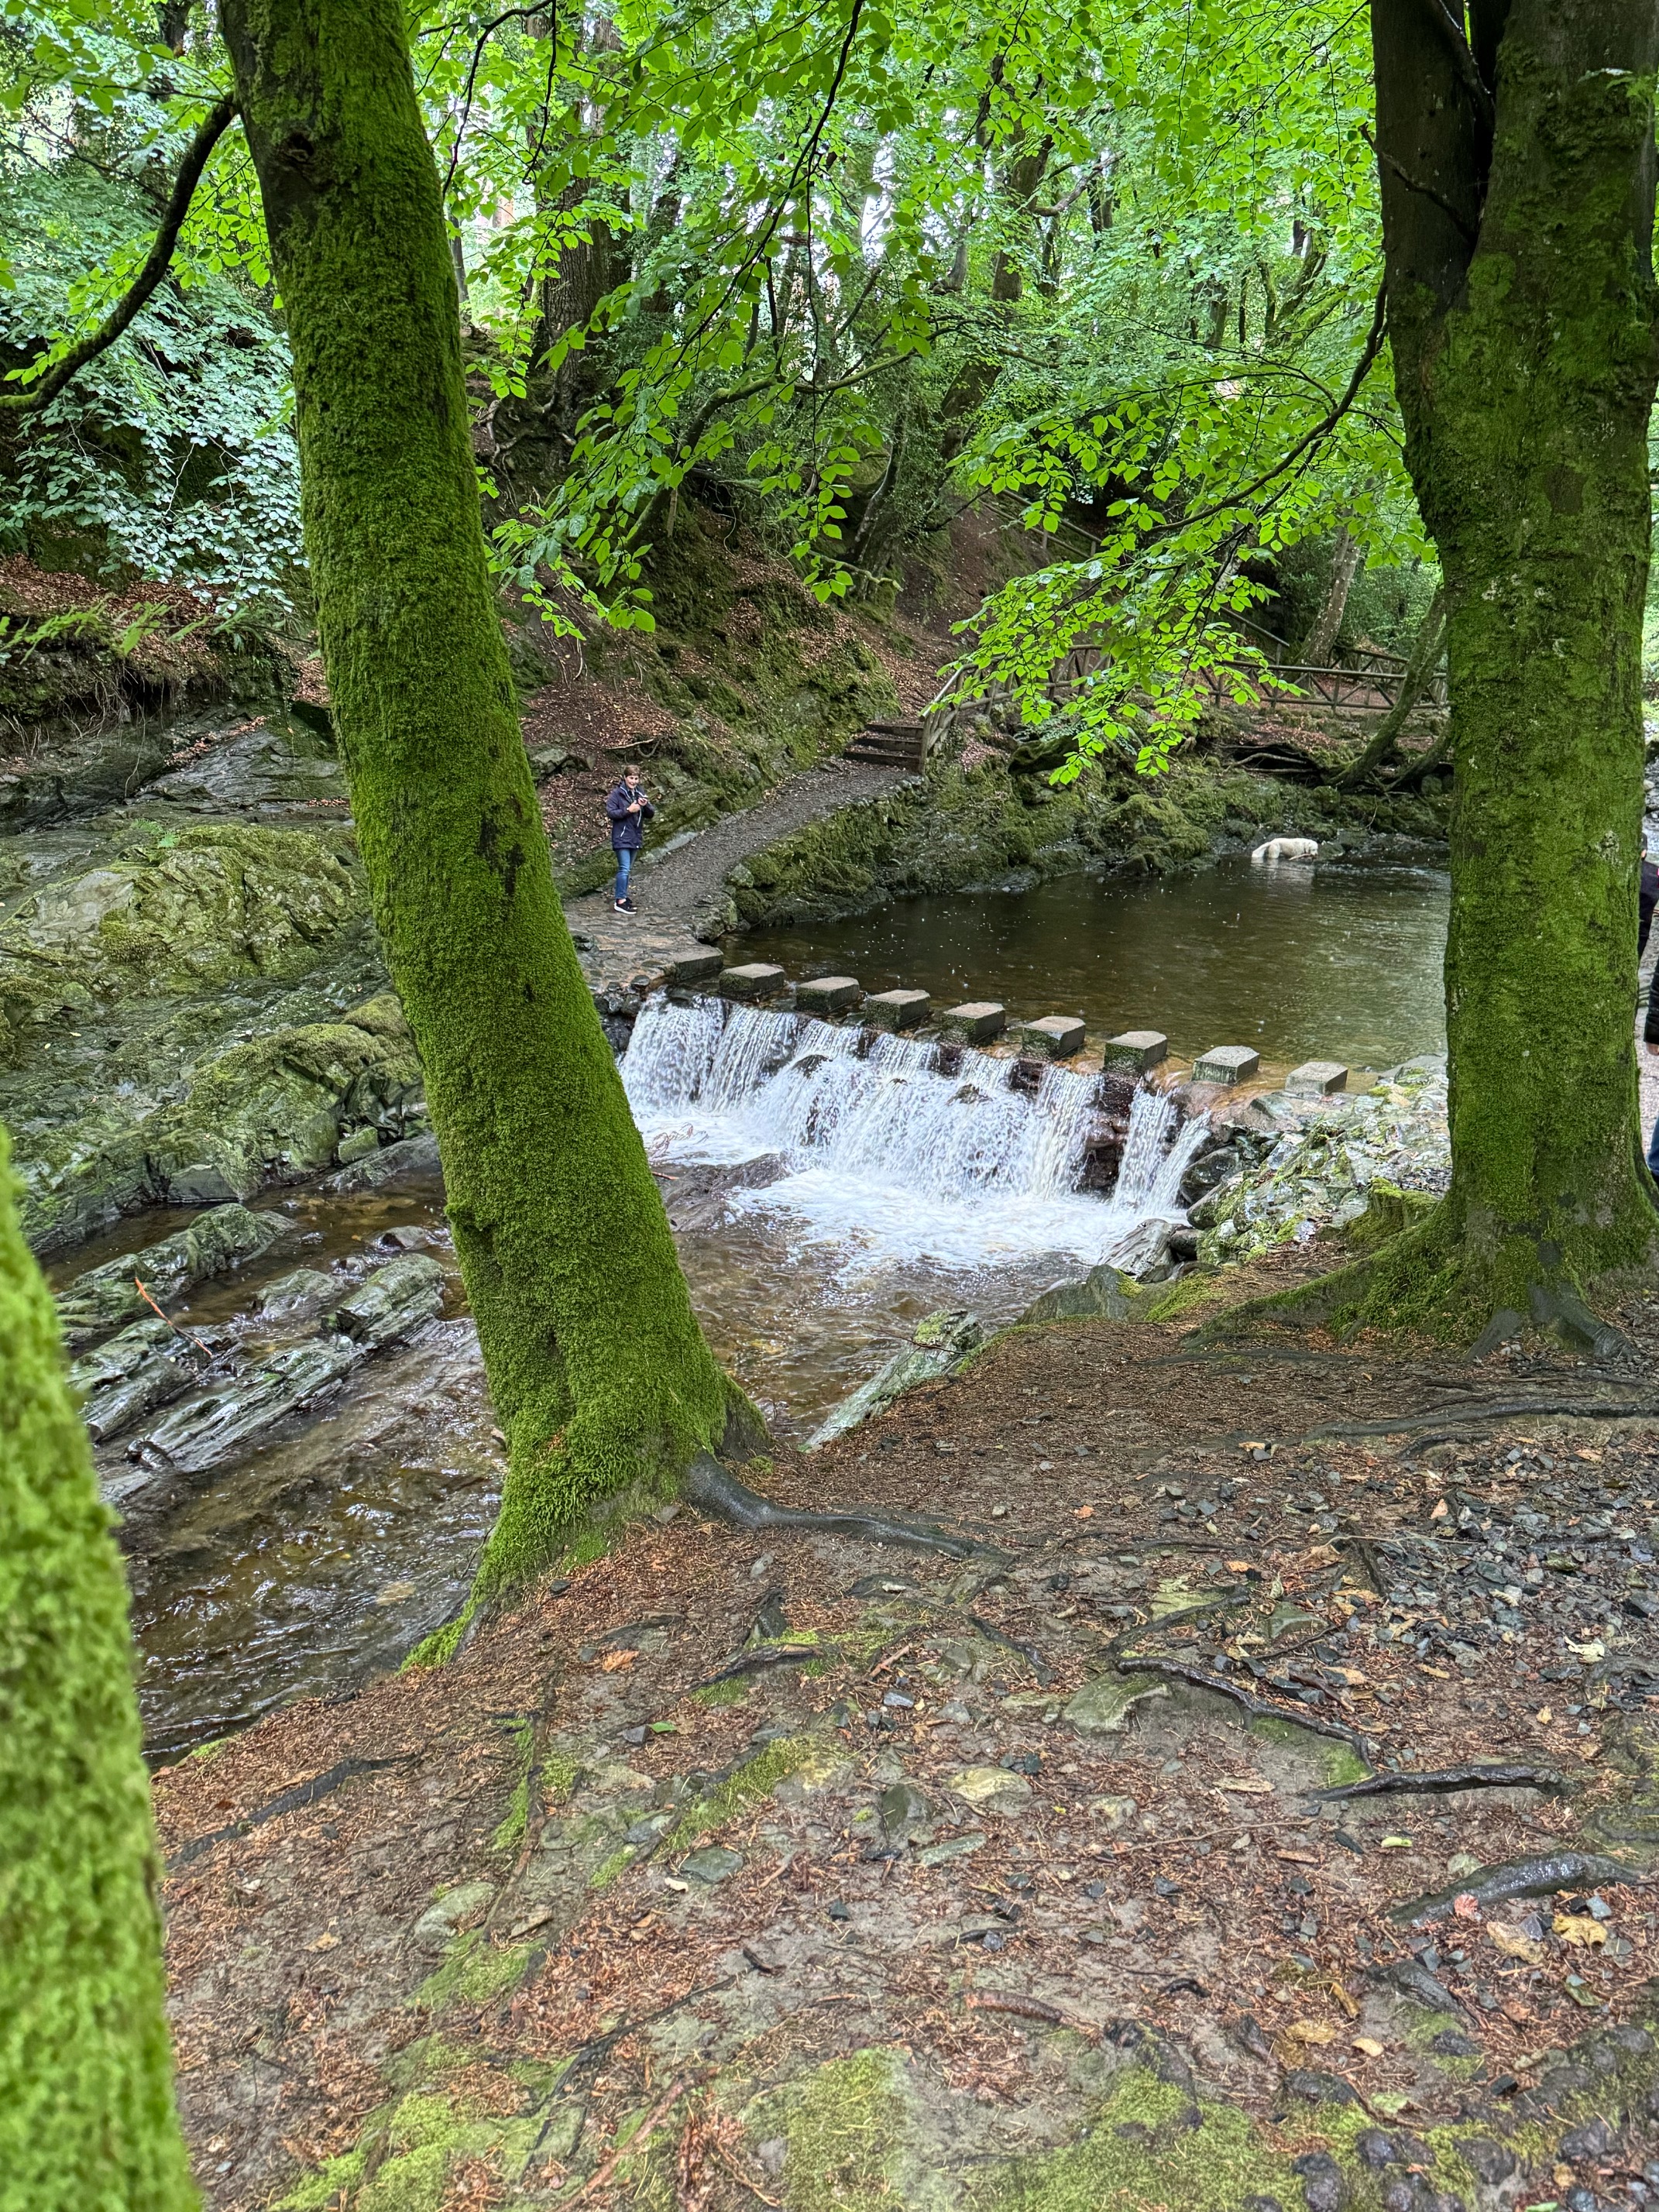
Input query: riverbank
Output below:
<box><xmin>152</xmin><ymin>1242</ymin><xmax>1659</xmax><ymax>2212</ymax></box>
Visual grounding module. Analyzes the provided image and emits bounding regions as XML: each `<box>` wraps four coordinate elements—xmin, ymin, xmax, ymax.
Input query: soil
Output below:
<box><xmin>152</xmin><ymin>1237</ymin><xmax>1659</xmax><ymax>2211</ymax></box>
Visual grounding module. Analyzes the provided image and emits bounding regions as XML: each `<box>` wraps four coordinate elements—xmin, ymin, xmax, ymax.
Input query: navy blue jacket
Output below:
<box><xmin>606</xmin><ymin>781</ymin><xmax>655</xmax><ymax>852</ymax></box>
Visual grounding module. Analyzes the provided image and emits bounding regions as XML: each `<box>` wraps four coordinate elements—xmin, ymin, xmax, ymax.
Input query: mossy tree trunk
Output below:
<box><xmin>0</xmin><ymin>1125</ymin><xmax>198</xmax><ymax>2210</ymax></box>
<box><xmin>219</xmin><ymin>0</ymin><xmax>747</xmax><ymax>1617</ymax></box>
<box><xmin>1351</xmin><ymin>0</ymin><xmax>1659</xmax><ymax>1333</ymax></box>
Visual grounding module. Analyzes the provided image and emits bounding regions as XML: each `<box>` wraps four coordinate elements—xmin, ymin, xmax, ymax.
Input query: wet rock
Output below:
<box><xmin>319</xmin><ymin>1131</ymin><xmax>441</xmax><ymax>1194</ymax></box>
<box><xmin>1356</xmin><ymin>2131</ymin><xmax>1401</xmax><ymax>2169</ymax></box>
<box><xmin>324</xmin><ymin>1252</ymin><xmax>445</xmax><ymax>1348</ymax></box>
<box><xmin>57</xmin><ymin>1202</ymin><xmax>291</xmax><ymax>1343</ymax></box>
<box><xmin>917</xmin><ymin>1832</ymin><xmax>985</xmax><ymax>1869</ymax></box>
<box><xmin>1293</xmin><ymin>2150</ymin><xmax>1347</xmax><ymax>2212</ymax></box>
<box><xmin>69</xmin><ymin>1317</ymin><xmax>211</xmax><ymax>1443</ymax></box>
<box><xmin>133</xmin><ymin>1333</ymin><xmax>364</xmax><ymax>1477</ymax></box>
<box><xmin>1020</xmin><ymin>1262</ymin><xmax>1142</xmax><ymax>1326</ymax></box>
<box><xmin>148</xmin><ymin>720</ymin><xmax>346</xmax><ymax>813</ymax></box>
<box><xmin>806</xmin><ymin>1310</ymin><xmax>983</xmax><ymax>1447</ymax></box>
<box><xmin>1457</xmin><ymin>2139</ymin><xmax>1516</xmax><ymax>2186</ymax></box>
<box><xmin>680</xmin><ymin>1846</ymin><xmax>744</xmax><ymax>1884</ymax></box>
<box><xmin>1560</xmin><ymin>2118</ymin><xmax>1616</xmax><ymax>2162</ymax></box>
<box><xmin>1089</xmin><ymin>1793</ymin><xmax>1139</xmax><ymax>1830</ymax></box>
<box><xmin>1063</xmin><ymin>1672</ymin><xmax>1170</xmax><ymax>1736</ymax></box>
<box><xmin>256</xmin><ymin>1267</ymin><xmax>338</xmax><ymax>1321</ymax></box>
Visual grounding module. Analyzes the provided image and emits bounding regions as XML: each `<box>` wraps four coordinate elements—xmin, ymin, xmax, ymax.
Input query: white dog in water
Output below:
<box><xmin>1250</xmin><ymin>836</ymin><xmax>1319</xmax><ymax>865</ymax></box>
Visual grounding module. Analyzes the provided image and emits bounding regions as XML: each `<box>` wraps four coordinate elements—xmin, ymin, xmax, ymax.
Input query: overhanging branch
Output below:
<box><xmin>0</xmin><ymin>91</ymin><xmax>240</xmax><ymax>418</ymax></box>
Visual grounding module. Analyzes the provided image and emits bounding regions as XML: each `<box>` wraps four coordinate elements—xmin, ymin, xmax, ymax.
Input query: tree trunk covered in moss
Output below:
<box><xmin>219</xmin><ymin>0</ymin><xmax>746</xmax><ymax>1615</ymax></box>
<box><xmin>1353</xmin><ymin>0</ymin><xmax>1659</xmax><ymax>1331</ymax></box>
<box><xmin>0</xmin><ymin>1125</ymin><xmax>197</xmax><ymax>2210</ymax></box>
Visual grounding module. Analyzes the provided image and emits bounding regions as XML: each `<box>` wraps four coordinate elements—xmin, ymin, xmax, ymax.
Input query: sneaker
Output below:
<box><xmin>620</xmin><ymin>897</ymin><xmax>636</xmax><ymax>912</ymax></box>
<box><xmin>613</xmin><ymin>898</ymin><xmax>629</xmax><ymax>913</ymax></box>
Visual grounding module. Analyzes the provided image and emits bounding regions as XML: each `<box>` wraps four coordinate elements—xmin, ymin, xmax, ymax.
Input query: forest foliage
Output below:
<box><xmin>0</xmin><ymin>0</ymin><xmax>1440</xmax><ymax>771</ymax></box>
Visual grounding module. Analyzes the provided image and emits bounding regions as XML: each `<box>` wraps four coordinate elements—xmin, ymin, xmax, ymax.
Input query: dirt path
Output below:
<box><xmin>153</xmin><ymin>1244</ymin><xmax>1659</xmax><ymax>2212</ymax></box>
<box><xmin>565</xmin><ymin>757</ymin><xmax>914</xmax><ymax>991</ymax></box>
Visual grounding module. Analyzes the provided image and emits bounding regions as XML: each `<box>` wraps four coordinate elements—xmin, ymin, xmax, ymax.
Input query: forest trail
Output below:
<box><xmin>565</xmin><ymin>753</ymin><xmax>915</xmax><ymax>989</ymax></box>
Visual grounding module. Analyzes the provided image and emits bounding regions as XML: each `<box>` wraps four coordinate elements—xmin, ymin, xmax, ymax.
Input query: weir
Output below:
<box><xmin>622</xmin><ymin>992</ymin><xmax>1210</xmax><ymax>1276</ymax></box>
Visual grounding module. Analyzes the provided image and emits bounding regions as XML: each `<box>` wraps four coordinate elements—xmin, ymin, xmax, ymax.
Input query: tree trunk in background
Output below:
<box><xmin>221</xmin><ymin>0</ymin><xmax>747</xmax><ymax>1626</ymax></box>
<box><xmin>1355</xmin><ymin>0</ymin><xmax>1659</xmax><ymax>1334</ymax></box>
<box><xmin>0</xmin><ymin>1127</ymin><xmax>197</xmax><ymax>2211</ymax></box>
<box><xmin>1300</xmin><ymin>524</ymin><xmax>1362</xmax><ymax>665</ymax></box>
<box><xmin>1334</xmin><ymin>584</ymin><xmax>1448</xmax><ymax>788</ymax></box>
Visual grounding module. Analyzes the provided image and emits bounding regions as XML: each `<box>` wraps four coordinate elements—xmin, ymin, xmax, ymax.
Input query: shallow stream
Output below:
<box><xmin>67</xmin><ymin>853</ymin><xmax>1449</xmax><ymax>1760</ymax></box>
<box><xmin>737</xmin><ymin>853</ymin><xmax>1451</xmax><ymax>1076</ymax></box>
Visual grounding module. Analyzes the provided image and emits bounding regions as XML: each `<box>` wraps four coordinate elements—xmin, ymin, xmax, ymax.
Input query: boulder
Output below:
<box><xmin>805</xmin><ymin>1310</ymin><xmax>983</xmax><ymax>1447</ymax></box>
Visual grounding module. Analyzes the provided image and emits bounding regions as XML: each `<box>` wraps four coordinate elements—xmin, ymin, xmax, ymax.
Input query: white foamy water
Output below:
<box><xmin>623</xmin><ymin>994</ymin><xmax>1204</xmax><ymax>1276</ymax></box>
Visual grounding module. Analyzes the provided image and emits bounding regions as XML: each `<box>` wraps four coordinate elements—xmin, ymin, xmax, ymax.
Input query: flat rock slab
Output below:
<box><xmin>720</xmin><ymin>962</ymin><xmax>789</xmax><ymax>1000</ymax></box>
<box><xmin>1286</xmin><ymin>1059</ymin><xmax>1349</xmax><ymax>1096</ymax></box>
<box><xmin>1015</xmin><ymin>1014</ymin><xmax>1086</xmax><ymax>1060</ymax></box>
<box><xmin>939</xmin><ymin>1001</ymin><xmax>1006</xmax><ymax>1042</ymax></box>
<box><xmin>796</xmin><ymin>974</ymin><xmax>864</xmax><ymax>1015</ymax></box>
<box><xmin>1063</xmin><ymin>1671</ymin><xmax>1171</xmax><ymax>1736</ymax></box>
<box><xmin>864</xmin><ymin>988</ymin><xmax>930</xmax><ymax>1031</ymax></box>
<box><xmin>1194</xmin><ymin>1044</ymin><xmax>1261</xmax><ymax>1086</ymax></box>
<box><xmin>664</xmin><ymin>946</ymin><xmax>723</xmax><ymax>985</ymax></box>
<box><xmin>1101</xmin><ymin>1029</ymin><xmax>1169</xmax><ymax>1074</ymax></box>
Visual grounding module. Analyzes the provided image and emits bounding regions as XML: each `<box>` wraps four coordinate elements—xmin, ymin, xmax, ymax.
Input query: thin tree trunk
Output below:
<box><xmin>220</xmin><ymin>0</ymin><xmax>751</xmax><ymax>1623</ymax></box>
<box><xmin>1350</xmin><ymin>0</ymin><xmax>1659</xmax><ymax>1333</ymax></box>
<box><xmin>1332</xmin><ymin>583</ymin><xmax>1448</xmax><ymax>788</ymax></box>
<box><xmin>1300</xmin><ymin>524</ymin><xmax>1363</xmax><ymax>665</ymax></box>
<box><xmin>0</xmin><ymin>1126</ymin><xmax>197</xmax><ymax>2209</ymax></box>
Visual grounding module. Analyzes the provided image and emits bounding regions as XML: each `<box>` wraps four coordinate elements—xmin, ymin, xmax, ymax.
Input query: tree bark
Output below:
<box><xmin>1300</xmin><ymin>524</ymin><xmax>1363</xmax><ymax>665</ymax></box>
<box><xmin>0</xmin><ymin>1127</ymin><xmax>196</xmax><ymax>2210</ymax></box>
<box><xmin>1354</xmin><ymin>0</ymin><xmax>1659</xmax><ymax>1331</ymax></box>
<box><xmin>219</xmin><ymin>0</ymin><xmax>748</xmax><ymax>1620</ymax></box>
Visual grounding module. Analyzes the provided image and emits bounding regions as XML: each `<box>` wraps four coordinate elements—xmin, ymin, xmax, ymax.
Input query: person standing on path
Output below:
<box><xmin>605</xmin><ymin>765</ymin><xmax>654</xmax><ymax>914</ymax></box>
<box><xmin>1644</xmin><ymin>834</ymin><xmax>1659</xmax><ymax>1174</ymax></box>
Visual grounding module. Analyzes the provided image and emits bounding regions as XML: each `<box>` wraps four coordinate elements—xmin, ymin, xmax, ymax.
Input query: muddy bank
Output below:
<box><xmin>150</xmin><ymin>1247</ymin><xmax>1659</xmax><ymax>2211</ymax></box>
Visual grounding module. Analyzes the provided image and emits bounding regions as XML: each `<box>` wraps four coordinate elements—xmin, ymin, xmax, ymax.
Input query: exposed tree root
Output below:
<box><xmin>686</xmin><ymin>1455</ymin><xmax>1010</xmax><ymax>1561</ymax></box>
<box><xmin>1313</xmin><ymin>1763</ymin><xmax>1568</xmax><ymax>1804</ymax></box>
<box><xmin>1108</xmin><ymin>1654</ymin><xmax>1374</xmax><ymax>1761</ymax></box>
<box><xmin>167</xmin><ymin>1752</ymin><xmax>419</xmax><ymax>1870</ymax></box>
<box><xmin>1392</xmin><ymin>1850</ymin><xmax>1641</xmax><ymax>1927</ymax></box>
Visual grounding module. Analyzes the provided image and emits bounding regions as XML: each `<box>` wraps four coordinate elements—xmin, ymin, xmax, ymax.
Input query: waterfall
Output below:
<box><xmin>622</xmin><ymin>994</ymin><xmax>1200</xmax><ymax>1275</ymax></box>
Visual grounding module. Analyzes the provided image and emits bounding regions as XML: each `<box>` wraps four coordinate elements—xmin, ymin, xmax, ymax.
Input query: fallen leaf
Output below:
<box><xmin>1379</xmin><ymin>1836</ymin><xmax>1413</xmax><ymax>1850</ymax></box>
<box><xmin>1276</xmin><ymin>1848</ymin><xmax>1319</xmax><ymax>1863</ymax></box>
<box><xmin>600</xmin><ymin>1648</ymin><xmax>637</xmax><ymax>1673</ymax></box>
<box><xmin>1417</xmin><ymin>1664</ymin><xmax>1449</xmax><ymax>1679</ymax></box>
<box><xmin>1429</xmin><ymin>1499</ymin><xmax>1448</xmax><ymax>1520</ymax></box>
<box><xmin>308</xmin><ymin>1932</ymin><xmax>339</xmax><ymax>1952</ymax></box>
<box><xmin>1218</xmin><ymin>1776</ymin><xmax>1274</xmax><ymax>1795</ymax></box>
<box><xmin>1553</xmin><ymin>1912</ymin><xmax>1606</xmax><ymax>1948</ymax></box>
<box><xmin>1535</xmin><ymin>1706</ymin><xmax>1553</xmax><ymax>1725</ymax></box>
<box><xmin>1286</xmin><ymin>2019</ymin><xmax>1337</xmax><ymax>2045</ymax></box>
<box><xmin>1330</xmin><ymin>1980</ymin><xmax>1358</xmax><ymax>2019</ymax></box>
<box><xmin>1451</xmin><ymin>1892</ymin><xmax>1481</xmax><ymax>1922</ymax></box>
<box><xmin>1351</xmin><ymin>2035</ymin><xmax>1384</xmax><ymax>2058</ymax></box>
<box><xmin>1226</xmin><ymin>1558</ymin><xmax>1252</xmax><ymax>1573</ymax></box>
<box><xmin>1486</xmin><ymin>1922</ymin><xmax>1545</xmax><ymax>1966</ymax></box>
<box><xmin>1074</xmin><ymin>1505</ymin><xmax>1094</xmax><ymax>1518</ymax></box>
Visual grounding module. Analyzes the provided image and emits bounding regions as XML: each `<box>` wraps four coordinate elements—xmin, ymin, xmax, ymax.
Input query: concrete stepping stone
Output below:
<box><xmin>1101</xmin><ymin>1029</ymin><xmax>1169</xmax><ymax>1074</ymax></box>
<box><xmin>719</xmin><ymin>961</ymin><xmax>788</xmax><ymax>1000</ymax></box>
<box><xmin>664</xmin><ymin>946</ymin><xmax>723</xmax><ymax>985</ymax></box>
<box><xmin>1194</xmin><ymin>1044</ymin><xmax>1261</xmax><ymax>1086</ymax></box>
<box><xmin>1015</xmin><ymin>1014</ymin><xmax>1086</xmax><ymax>1060</ymax></box>
<box><xmin>938</xmin><ymin>1001</ymin><xmax>1006</xmax><ymax>1042</ymax></box>
<box><xmin>1286</xmin><ymin>1059</ymin><xmax>1348</xmax><ymax>1096</ymax></box>
<box><xmin>796</xmin><ymin>974</ymin><xmax>864</xmax><ymax>1015</ymax></box>
<box><xmin>864</xmin><ymin>987</ymin><xmax>930</xmax><ymax>1031</ymax></box>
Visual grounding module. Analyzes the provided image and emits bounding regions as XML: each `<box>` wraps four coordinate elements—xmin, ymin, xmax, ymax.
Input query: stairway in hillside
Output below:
<box><xmin>842</xmin><ymin>719</ymin><xmax>928</xmax><ymax>770</ymax></box>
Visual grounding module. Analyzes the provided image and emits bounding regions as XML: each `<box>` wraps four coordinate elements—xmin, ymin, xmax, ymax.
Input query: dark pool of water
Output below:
<box><xmin>734</xmin><ymin>855</ymin><xmax>1451</xmax><ymax>1073</ymax></box>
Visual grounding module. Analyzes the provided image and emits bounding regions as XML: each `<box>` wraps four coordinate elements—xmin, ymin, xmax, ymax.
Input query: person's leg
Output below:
<box><xmin>1647</xmin><ymin>1111</ymin><xmax>1659</xmax><ymax>1180</ymax></box>
<box><xmin>614</xmin><ymin>845</ymin><xmax>633</xmax><ymax>905</ymax></box>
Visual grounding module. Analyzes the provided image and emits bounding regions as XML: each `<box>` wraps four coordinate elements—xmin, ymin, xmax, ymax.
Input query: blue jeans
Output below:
<box><xmin>613</xmin><ymin>845</ymin><xmax>634</xmax><ymax>903</ymax></box>
<box><xmin>1648</xmin><ymin>1114</ymin><xmax>1659</xmax><ymax>1180</ymax></box>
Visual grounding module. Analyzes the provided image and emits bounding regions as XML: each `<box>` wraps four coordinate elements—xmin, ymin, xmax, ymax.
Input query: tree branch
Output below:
<box><xmin>1421</xmin><ymin>0</ymin><xmax>1494</xmax><ymax>124</ymax></box>
<box><xmin>0</xmin><ymin>92</ymin><xmax>240</xmax><ymax>418</ymax></box>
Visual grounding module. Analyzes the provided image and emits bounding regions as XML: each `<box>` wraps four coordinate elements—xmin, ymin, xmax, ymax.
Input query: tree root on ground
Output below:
<box><xmin>1312</xmin><ymin>1762</ymin><xmax>1568</xmax><ymax>1803</ymax></box>
<box><xmin>687</xmin><ymin>1455</ymin><xmax>1010</xmax><ymax>1561</ymax></box>
<box><xmin>1391</xmin><ymin>1849</ymin><xmax>1641</xmax><ymax>1926</ymax></box>
<box><xmin>167</xmin><ymin>1752</ymin><xmax>420</xmax><ymax>1870</ymax></box>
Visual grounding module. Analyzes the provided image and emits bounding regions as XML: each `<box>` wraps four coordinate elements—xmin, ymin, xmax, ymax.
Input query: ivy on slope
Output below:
<box><xmin>0</xmin><ymin>165</ymin><xmax>301</xmax><ymax>602</ymax></box>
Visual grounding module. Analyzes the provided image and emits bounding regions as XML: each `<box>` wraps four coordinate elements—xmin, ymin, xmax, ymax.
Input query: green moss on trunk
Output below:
<box><xmin>219</xmin><ymin>0</ymin><xmax>741</xmax><ymax>1610</ymax></box>
<box><xmin>1345</xmin><ymin>8</ymin><xmax>1659</xmax><ymax>1331</ymax></box>
<box><xmin>0</xmin><ymin>1123</ymin><xmax>198</xmax><ymax>2209</ymax></box>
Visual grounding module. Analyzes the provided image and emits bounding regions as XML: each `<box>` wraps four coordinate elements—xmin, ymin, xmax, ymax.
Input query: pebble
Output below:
<box><xmin>679</xmin><ymin>1846</ymin><xmax>744</xmax><ymax>1885</ymax></box>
